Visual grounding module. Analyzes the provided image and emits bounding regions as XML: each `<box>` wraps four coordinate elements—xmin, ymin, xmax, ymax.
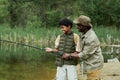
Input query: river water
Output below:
<box><xmin>0</xmin><ymin>62</ymin><xmax>56</xmax><ymax>80</ymax></box>
<box><xmin>0</xmin><ymin>43</ymin><xmax>119</xmax><ymax>80</ymax></box>
<box><xmin>0</xmin><ymin>44</ymin><xmax>57</xmax><ymax>80</ymax></box>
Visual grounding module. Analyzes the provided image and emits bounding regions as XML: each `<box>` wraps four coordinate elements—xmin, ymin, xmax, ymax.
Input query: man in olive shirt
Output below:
<box><xmin>63</xmin><ymin>15</ymin><xmax>104</xmax><ymax>80</ymax></box>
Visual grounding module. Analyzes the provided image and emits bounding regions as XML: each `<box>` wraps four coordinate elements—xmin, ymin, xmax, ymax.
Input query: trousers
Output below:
<box><xmin>56</xmin><ymin>65</ymin><xmax>78</xmax><ymax>80</ymax></box>
<box><xmin>86</xmin><ymin>69</ymin><xmax>102</xmax><ymax>80</ymax></box>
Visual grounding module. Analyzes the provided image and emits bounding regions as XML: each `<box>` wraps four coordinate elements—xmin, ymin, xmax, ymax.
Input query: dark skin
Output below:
<box><xmin>76</xmin><ymin>24</ymin><xmax>90</xmax><ymax>34</ymax></box>
<box><xmin>62</xmin><ymin>24</ymin><xmax>91</xmax><ymax>59</ymax></box>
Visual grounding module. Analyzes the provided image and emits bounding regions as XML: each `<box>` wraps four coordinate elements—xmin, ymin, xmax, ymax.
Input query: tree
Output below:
<box><xmin>78</xmin><ymin>0</ymin><xmax>120</xmax><ymax>28</ymax></box>
<box><xmin>0</xmin><ymin>0</ymin><xmax>9</xmax><ymax>24</ymax></box>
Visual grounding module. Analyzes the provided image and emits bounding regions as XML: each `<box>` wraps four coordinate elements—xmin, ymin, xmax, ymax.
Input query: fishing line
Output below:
<box><xmin>0</xmin><ymin>39</ymin><xmax>62</xmax><ymax>56</ymax></box>
<box><xmin>0</xmin><ymin>39</ymin><xmax>44</xmax><ymax>50</ymax></box>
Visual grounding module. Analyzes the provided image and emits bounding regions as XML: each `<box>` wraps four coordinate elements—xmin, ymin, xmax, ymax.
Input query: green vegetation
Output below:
<box><xmin>0</xmin><ymin>1</ymin><xmax>119</xmax><ymax>79</ymax></box>
<box><xmin>0</xmin><ymin>0</ymin><xmax>120</xmax><ymax>28</ymax></box>
<box><xmin>0</xmin><ymin>25</ymin><xmax>120</xmax><ymax>63</ymax></box>
<box><xmin>0</xmin><ymin>0</ymin><xmax>119</xmax><ymax>64</ymax></box>
<box><xmin>94</xmin><ymin>26</ymin><xmax>120</xmax><ymax>46</ymax></box>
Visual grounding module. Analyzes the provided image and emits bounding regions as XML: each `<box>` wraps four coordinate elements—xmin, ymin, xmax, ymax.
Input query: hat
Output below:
<box><xmin>73</xmin><ymin>15</ymin><xmax>92</xmax><ymax>27</ymax></box>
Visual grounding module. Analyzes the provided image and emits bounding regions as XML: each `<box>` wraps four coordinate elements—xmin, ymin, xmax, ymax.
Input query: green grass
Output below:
<box><xmin>94</xmin><ymin>26</ymin><xmax>120</xmax><ymax>45</ymax></box>
<box><xmin>0</xmin><ymin>24</ymin><xmax>120</xmax><ymax>63</ymax></box>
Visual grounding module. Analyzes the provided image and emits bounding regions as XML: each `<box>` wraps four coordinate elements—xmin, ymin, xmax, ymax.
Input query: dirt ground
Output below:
<box><xmin>101</xmin><ymin>62</ymin><xmax>120</xmax><ymax>80</ymax></box>
<box><xmin>77</xmin><ymin>62</ymin><xmax>120</xmax><ymax>80</ymax></box>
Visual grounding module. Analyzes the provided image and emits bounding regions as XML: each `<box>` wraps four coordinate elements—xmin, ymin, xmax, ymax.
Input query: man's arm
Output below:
<box><xmin>62</xmin><ymin>51</ymin><xmax>79</xmax><ymax>59</ymax></box>
<box><xmin>72</xmin><ymin>38</ymin><xmax>100</xmax><ymax>59</ymax></box>
<box><xmin>45</xmin><ymin>35</ymin><xmax>60</xmax><ymax>53</ymax></box>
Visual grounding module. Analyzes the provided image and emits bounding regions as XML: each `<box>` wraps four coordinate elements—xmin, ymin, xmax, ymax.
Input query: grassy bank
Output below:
<box><xmin>0</xmin><ymin>25</ymin><xmax>119</xmax><ymax>45</ymax></box>
<box><xmin>0</xmin><ymin>25</ymin><xmax>120</xmax><ymax>63</ymax></box>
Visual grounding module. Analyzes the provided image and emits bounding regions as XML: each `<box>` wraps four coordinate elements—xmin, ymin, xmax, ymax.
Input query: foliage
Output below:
<box><xmin>79</xmin><ymin>0</ymin><xmax>120</xmax><ymax>28</ymax></box>
<box><xmin>0</xmin><ymin>0</ymin><xmax>120</xmax><ymax>28</ymax></box>
<box><xmin>0</xmin><ymin>0</ymin><xmax>9</xmax><ymax>23</ymax></box>
<box><xmin>0</xmin><ymin>25</ymin><xmax>120</xmax><ymax>63</ymax></box>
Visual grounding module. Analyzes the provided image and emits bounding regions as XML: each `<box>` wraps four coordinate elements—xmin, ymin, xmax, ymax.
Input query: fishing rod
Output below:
<box><xmin>0</xmin><ymin>39</ymin><xmax>63</xmax><ymax>56</ymax></box>
<box><xmin>0</xmin><ymin>39</ymin><xmax>44</xmax><ymax>50</ymax></box>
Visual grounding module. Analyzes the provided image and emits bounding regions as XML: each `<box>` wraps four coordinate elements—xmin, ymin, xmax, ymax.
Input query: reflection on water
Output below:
<box><xmin>0</xmin><ymin>62</ymin><xmax>56</xmax><ymax>80</ymax></box>
<box><xmin>0</xmin><ymin>43</ymin><xmax>57</xmax><ymax>80</ymax></box>
<box><xmin>0</xmin><ymin>42</ymin><xmax>119</xmax><ymax>80</ymax></box>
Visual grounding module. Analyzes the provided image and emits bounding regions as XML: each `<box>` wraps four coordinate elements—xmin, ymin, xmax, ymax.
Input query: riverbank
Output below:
<box><xmin>77</xmin><ymin>62</ymin><xmax>120</xmax><ymax>80</ymax></box>
<box><xmin>0</xmin><ymin>62</ymin><xmax>120</xmax><ymax>80</ymax></box>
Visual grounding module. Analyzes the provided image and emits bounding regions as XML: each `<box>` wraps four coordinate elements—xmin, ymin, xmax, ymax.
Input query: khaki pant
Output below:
<box><xmin>86</xmin><ymin>69</ymin><xmax>101</xmax><ymax>80</ymax></box>
<box><xmin>76</xmin><ymin>64</ymin><xmax>102</xmax><ymax>80</ymax></box>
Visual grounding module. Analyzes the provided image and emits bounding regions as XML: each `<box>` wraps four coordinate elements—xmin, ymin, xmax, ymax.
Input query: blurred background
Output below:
<box><xmin>0</xmin><ymin>0</ymin><xmax>120</xmax><ymax>80</ymax></box>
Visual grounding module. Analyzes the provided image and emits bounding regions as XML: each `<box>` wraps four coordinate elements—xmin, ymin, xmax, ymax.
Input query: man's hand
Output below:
<box><xmin>71</xmin><ymin>52</ymin><xmax>79</xmax><ymax>58</ymax></box>
<box><xmin>45</xmin><ymin>47</ymin><xmax>53</xmax><ymax>52</ymax></box>
<box><xmin>62</xmin><ymin>53</ymin><xmax>70</xmax><ymax>59</ymax></box>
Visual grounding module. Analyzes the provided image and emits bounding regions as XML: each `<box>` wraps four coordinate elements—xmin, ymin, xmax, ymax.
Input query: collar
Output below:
<box><xmin>81</xmin><ymin>29</ymin><xmax>93</xmax><ymax>39</ymax></box>
<box><xmin>63</xmin><ymin>31</ymin><xmax>73</xmax><ymax>36</ymax></box>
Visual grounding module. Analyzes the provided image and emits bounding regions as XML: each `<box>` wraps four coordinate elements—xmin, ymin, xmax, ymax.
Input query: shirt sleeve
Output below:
<box><xmin>74</xmin><ymin>33</ymin><xmax>81</xmax><ymax>52</ymax></box>
<box><xmin>78</xmin><ymin>37</ymin><xmax>100</xmax><ymax>59</ymax></box>
<box><xmin>55</xmin><ymin>35</ymin><xmax>60</xmax><ymax>48</ymax></box>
